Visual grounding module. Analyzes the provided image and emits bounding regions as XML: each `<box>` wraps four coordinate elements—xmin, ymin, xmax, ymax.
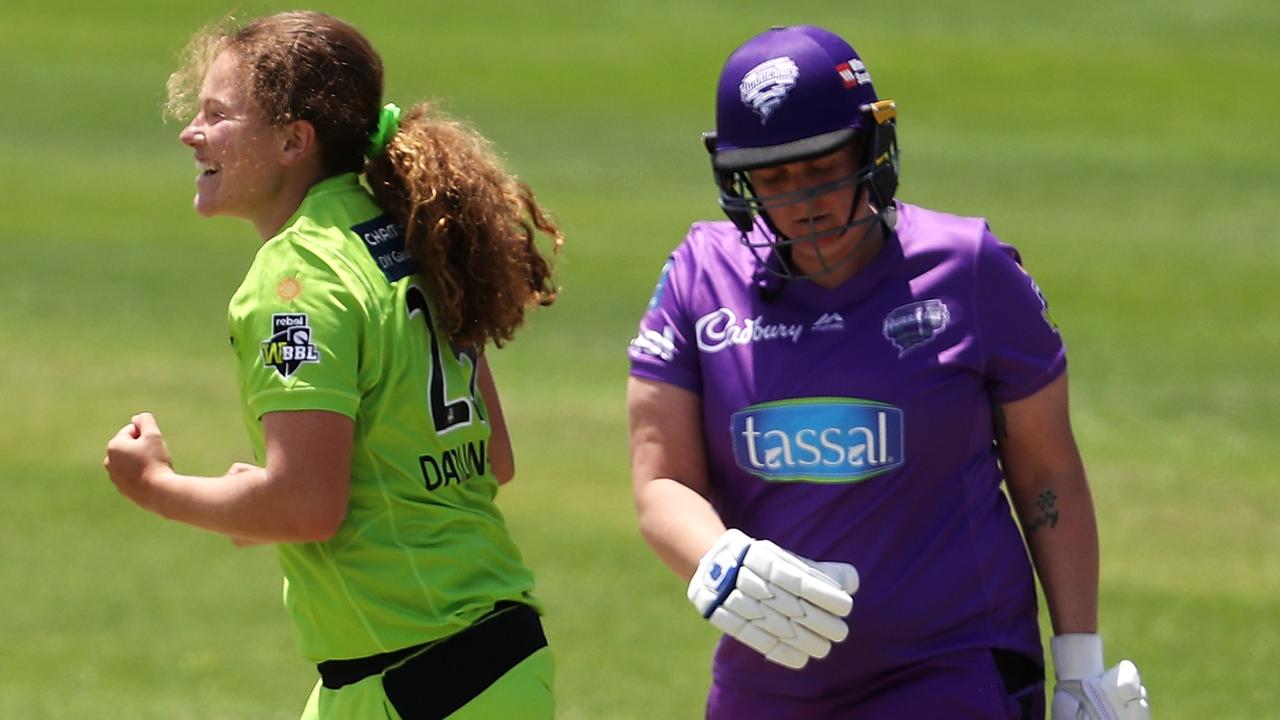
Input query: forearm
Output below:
<box><xmin>476</xmin><ymin>357</ymin><xmax>514</xmax><ymax>485</ymax></box>
<box><xmin>1010</xmin><ymin>472</ymin><xmax>1099</xmax><ymax>634</ymax></box>
<box><xmin>635</xmin><ymin>477</ymin><xmax>726</xmax><ymax>581</ymax></box>
<box><xmin>145</xmin><ymin>465</ymin><xmax>344</xmax><ymax>543</ymax></box>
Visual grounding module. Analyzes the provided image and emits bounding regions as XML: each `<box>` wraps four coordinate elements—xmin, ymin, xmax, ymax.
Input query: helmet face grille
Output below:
<box><xmin>721</xmin><ymin>169</ymin><xmax>878</xmax><ymax>280</ymax></box>
<box><xmin>712</xmin><ymin>105</ymin><xmax>900</xmax><ymax>281</ymax></box>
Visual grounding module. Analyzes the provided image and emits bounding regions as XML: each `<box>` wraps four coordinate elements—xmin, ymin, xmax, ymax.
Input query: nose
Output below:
<box><xmin>180</xmin><ymin>121</ymin><xmax>207</xmax><ymax>148</ymax></box>
<box><xmin>798</xmin><ymin>186</ymin><xmax>834</xmax><ymax>215</ymax></box>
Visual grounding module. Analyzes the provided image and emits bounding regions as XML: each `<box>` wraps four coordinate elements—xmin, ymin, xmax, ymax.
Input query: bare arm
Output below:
<box><xmin>104</xmin><ymin>410</ymin><xmax>353</xmax><ymax>543</ymax></box>
<box><xmin>997</xmin><ymin>371</ymin><xmax>1099</xmax><ymax>635</ymax></box>
<box><xmin>477</xmin><ymin>355</ymin><xmax>514</xmax><ymax>485</ymax></box>
<box><xmin>627</xmin><ymin>376</ymin><xmax>725</xmax><ymax>581</ymax></box>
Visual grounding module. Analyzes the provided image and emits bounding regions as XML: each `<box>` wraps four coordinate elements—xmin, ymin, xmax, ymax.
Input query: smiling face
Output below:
<box><xmin>178</xmin><ymin>50</ymin><xmax>288</xmax><ymax>226</ymax></box>
<box><xmin>747</xmin><ymin>145</ymin><xmax>881</xmax><ymax>286</ymax></box>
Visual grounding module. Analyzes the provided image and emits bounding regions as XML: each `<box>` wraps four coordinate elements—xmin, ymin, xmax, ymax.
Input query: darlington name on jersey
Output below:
<box><xmin>418</xmin><ymin>439</ymin><xmax>489</xmax><ymax>492</ymax></box>
<box><xmin>731</xmin><ymin>398</ymin><xmax>904</xmax><ymax>483</ymax></box>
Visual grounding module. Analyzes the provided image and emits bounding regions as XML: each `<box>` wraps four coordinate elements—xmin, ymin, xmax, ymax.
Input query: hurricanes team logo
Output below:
<box><xmin>261</xmin><ymin>313</ymin><xmax>320</xmax><ymax>378</ymax></box>
<box><xmin>883</xmin><ymin>300</ymin><xmax>950</xmax><ymax>356</ymax></box>
<box><xmin>740</xmin><ymin>57</ymin><xmax>800</xmax><ymax>124</ymax></box>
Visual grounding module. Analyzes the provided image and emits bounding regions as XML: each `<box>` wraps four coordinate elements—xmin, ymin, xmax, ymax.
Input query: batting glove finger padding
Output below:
<box><xmin>719</xmin><ymin>589</ymin><xmax>834</xmax><ymax>655</ymax></box>
<box><xmin>1051</xmin><ymin>634</ymin><xmax>1151</xmax><ymax>720</ymax></box>
<box><xmin>689</xmin><ymin>529</ymin><xmax>859</xmax><ymax>670</ymax></box>
<box><xmin>745</xmin><ymin>540</ymin><xmax>860</xmax><ymax>615</ymax></box>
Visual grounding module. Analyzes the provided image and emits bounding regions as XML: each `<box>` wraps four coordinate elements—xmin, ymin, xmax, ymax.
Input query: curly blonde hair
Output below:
<box><xmin>167</xmin><ymin>11</ymin><xmax>561</xmax><ymax>348</ymax></box>
<box><xmin>366</xmin><ymin>106</ymin><xmax>562</xmax><ymax>348</ymax></box>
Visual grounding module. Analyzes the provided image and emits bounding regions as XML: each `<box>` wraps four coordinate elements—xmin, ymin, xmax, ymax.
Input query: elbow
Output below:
<box><xmin>633</xmin><ymin>485</ymin><xmax>666</xmax><ymax>546</ymax></box>
<box><xmin>636</xmin><ymin>513</ymin><xmax>662</xmax><ymax>551</ymax></box>
<box><xmin>493</xmin><ymin>460</ymin><xmax>515</xmax><ymax>486</ymax></box>
<box><xmin>293</xmin><ymin>501</ymin><xmax>348</xmax><ymax>542</ymax></box>
<box><xmin>490</xmin><ymin>445</ymin><xmax>515</xmax><ymax>486</ymax></box>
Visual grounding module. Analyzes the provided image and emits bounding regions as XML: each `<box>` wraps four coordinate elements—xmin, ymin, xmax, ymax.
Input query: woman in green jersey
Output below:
<box><xmin>104</xmin><ymin>11</ymin><xmax>560</xmax><ymax>719</ymax></box>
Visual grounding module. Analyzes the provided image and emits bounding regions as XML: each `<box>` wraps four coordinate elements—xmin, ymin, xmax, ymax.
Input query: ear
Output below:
<box><xmin>278</xmin><ymin>119</ymin><xmax>317</xmax><ymax>167</ymax></box>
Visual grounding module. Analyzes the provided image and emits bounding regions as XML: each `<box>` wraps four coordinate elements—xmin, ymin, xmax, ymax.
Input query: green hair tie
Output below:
<box><xmin>366</xmin><ymin>102</ymin><xmax>402</xmax><ymax>157</ymax></box>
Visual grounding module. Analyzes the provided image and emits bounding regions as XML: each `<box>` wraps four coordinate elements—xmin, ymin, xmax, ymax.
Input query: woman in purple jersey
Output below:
<box><xmin>627</xmin><ymin>25</ymin><xmax>1150</xmax><ymax>719</ymax></box>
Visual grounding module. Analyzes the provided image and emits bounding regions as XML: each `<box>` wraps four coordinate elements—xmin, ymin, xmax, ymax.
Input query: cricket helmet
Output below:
<box><xmin>704</xmin><ymin>25</ymin><xmax>900</xmax><ymax>279</ymax></box>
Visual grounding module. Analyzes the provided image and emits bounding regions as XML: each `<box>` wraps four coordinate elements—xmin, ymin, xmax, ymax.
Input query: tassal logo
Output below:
<box><xmin>730</xmin><ymin>398</ymin><xmax>904</xmax><ymax>483</ymax></box>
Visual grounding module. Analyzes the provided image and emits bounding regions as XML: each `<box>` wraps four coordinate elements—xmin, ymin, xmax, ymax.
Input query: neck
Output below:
<box><xmin>251</xmin><ymin>167</ymin><xmax>327</xmax><ymax>241</ymax></box>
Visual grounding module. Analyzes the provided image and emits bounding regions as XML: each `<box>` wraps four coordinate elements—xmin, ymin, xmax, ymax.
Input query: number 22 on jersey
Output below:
<box><xmin>405</xmin><ymin>285</ymin><xmax>485</xmax><ymax>434</ymax></box>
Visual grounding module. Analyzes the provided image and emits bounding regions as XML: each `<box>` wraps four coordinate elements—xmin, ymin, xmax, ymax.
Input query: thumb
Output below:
<box><xmin>810</xmin><ymin>561</ymin><xmax>860</xmax><ymax>595</ymax></box>
<box><xmin>131</xmin><ymin>412</ymin><xmax>161</xmax><ymax>436</ymax></box>
<box><xmin>111</xmin><ymin>422</ymin><xmax>140</xmax><ymax>443</ymax></box>
<box><xmin>1101</xmin><ymin>660</ymin><xmax>1147</xmax><ymax>705</ymax></box>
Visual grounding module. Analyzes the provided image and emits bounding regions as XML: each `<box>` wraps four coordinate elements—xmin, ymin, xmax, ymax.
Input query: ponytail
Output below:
<box><xmin>365</xmin><ymin>103</ymin><xmax>562</xmax><ymax>349</ymax></box>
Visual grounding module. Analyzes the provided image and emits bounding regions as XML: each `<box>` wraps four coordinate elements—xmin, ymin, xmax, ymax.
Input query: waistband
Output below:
<box><xmin>317</xmin><ymin>601</ymin><xmax>546</xmax><ymax>702</ymax></box>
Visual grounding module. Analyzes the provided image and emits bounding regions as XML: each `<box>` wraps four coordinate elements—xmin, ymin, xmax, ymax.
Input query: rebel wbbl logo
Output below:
<box><xmin>261</xmin><ymin>313</ymin><xmax>320</xmax><ymax>378</ymax></box>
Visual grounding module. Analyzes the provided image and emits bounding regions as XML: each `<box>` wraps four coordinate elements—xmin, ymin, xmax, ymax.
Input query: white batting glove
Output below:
<box><xmin>1051</xmin><ymin>634</ymin><xmax>1150</xmax><ymax>720</ymax></box>
<box><xmin>687</xmin><ymin>529</ymin><xmax>860</xmax><ymax>670</ymax></box>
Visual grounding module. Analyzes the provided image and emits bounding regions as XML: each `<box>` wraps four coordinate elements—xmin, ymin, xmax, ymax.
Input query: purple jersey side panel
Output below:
<box><xmin>628</xmin><ymin>202</ymin><xmax>1065</xmax><ymax>702</ymax></box>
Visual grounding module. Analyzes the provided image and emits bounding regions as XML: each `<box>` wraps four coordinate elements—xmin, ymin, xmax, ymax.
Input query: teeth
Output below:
<box><xmin>195</xmin><ymin>160</ymin><xmax>219</xmax><ymax>175</ymax></box>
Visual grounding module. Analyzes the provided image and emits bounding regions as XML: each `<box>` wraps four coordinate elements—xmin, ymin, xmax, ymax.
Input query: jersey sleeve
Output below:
<box><xmin>974</xmin><ymin>227</ymin><xmax>1068</xmax><ymax>403</ymax></box>
<box><xmin>627</xmin><ymin>241</ymin><xmax>701</xmax><ymax>393</ymax></box>
<box><xmin>230</xmin><ymin>233</ymin><xmax>367</xmax><ymax>420</ymax></box>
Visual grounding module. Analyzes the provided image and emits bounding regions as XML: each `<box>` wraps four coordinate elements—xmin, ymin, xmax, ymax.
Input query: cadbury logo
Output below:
<box><xmin>695</xmin><ymin>308</ymin><xmax>803</xmax><ymax>353</ymax></box>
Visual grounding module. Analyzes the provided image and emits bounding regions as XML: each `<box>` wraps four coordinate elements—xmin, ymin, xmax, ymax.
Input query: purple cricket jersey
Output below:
<box><xmin>629</xmin><ymin>202</ymin><xmax>1066</xmax><ymax>706</ymax></box>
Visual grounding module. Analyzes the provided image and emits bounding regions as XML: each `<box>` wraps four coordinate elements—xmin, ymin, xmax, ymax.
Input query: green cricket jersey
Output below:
<box><xmin>226</xmin><ymin>173</ymin><xmax>538</xmax><ymax>663</ymax></box>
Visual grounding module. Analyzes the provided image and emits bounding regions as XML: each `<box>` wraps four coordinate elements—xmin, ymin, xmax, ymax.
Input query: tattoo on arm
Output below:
<box><xmin>992</xmin><ymin>401</ymin><xmax>1060</xmax><ymax>537</ymax></box>
<box><xmin>1024</xmin><ymin>489</ymin><xmax>1060</xmax><ymax>537</ymax></box>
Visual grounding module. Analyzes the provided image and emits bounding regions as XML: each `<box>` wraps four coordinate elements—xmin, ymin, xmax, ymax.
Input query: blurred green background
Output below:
<box><xmin>2</xmin><ymin>0</ymin><xmax>1277</xmax><ymax>717</ymax></box>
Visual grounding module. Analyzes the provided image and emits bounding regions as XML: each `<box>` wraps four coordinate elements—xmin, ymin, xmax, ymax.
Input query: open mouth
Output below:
<box><xmin>196</xmin><ymin>160</ymin><xmax>220</xmax><ymax>178</ymax></box>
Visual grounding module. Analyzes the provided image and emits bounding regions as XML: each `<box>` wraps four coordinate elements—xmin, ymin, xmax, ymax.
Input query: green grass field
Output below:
<box><xmin>2</xmin><ymin>0</ymin><xmax>1277</xmax><ymax>717</ymax></box>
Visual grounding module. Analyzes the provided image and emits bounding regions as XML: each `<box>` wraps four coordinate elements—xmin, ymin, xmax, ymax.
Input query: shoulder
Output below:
<box><xmin>251</xmin><ymin>229</ymin><xmax>360</xmax><ymax>287</ymax></box>
<box><xmin>896</xmin><ymin>202</ymin><xmax>993</xmax><ymax>253</ymax></box>
<box><xmin>669</xmin><ymin>220</ymin><xmax>758</xmax><ymax>281</ymax></box>
<box><xmin>253</xmin><ymin>186</ymin><xmax>398</xmax><ymax>302</ymax></box>
<box><xmin>676</xmin><ymin>219</ymin><xmax>744</xmax><ymax>258</ymax></box>
<box><xmin>895</xmin><ymin>201</ymin><xmax>1021</xmax><ymax>272</ymax></box>
<box><xmin>236</xmin><ymin>226</ymin><xmax>378</xmax><ymax>325</ymax></box>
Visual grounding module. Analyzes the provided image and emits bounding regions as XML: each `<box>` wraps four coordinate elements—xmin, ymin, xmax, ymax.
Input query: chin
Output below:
<box><xmin>192</xmin><ymin>192</ymin><xmax>224</xmax><ymax>218</ymax></box>
<box><xmin>797</xmin><ymin>241</ymin><xmax>852</xmax><ymax>267</ymax></box>
<box><xmin>802</xmin><ymin>232</ymin><xmax>850</xmax><ymax>255</ymax></box>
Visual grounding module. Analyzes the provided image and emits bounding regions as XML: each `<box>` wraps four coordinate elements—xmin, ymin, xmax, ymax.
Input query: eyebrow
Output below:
<box><xmin>200</xmin><ymin>95</ymin><xmax>234</xmax><ymax>111</ymax></box>
<box><xmin>752</xmin><ymin>165</ymin><xmax>787</xmax><ymax>177</ymax></box>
